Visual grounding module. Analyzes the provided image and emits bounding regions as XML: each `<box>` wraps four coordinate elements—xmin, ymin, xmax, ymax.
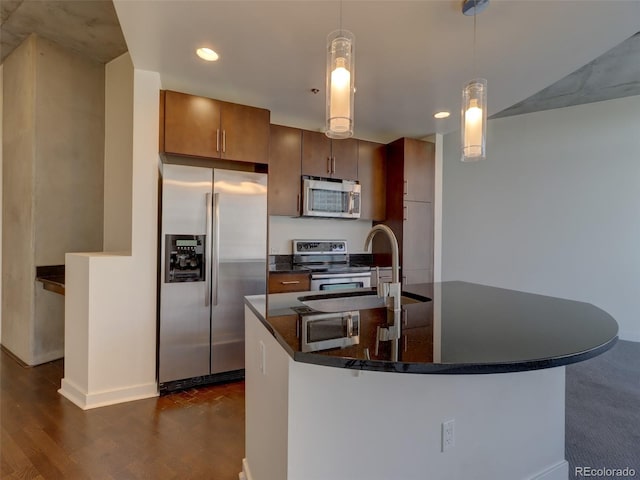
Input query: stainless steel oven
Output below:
<box><xmin>301</xmin><ymin>310</ymin><xmax>360</xmax><ymax>352</ymax></box>
<box><xmin>292</xmin><ymin>239</ymin><xmax>372</xmax><ymax>291</ymax></box>
<box><xmin>310</xmin><ymin>271</ymin><xmax>371</xmax><ymax>291</ymax></box>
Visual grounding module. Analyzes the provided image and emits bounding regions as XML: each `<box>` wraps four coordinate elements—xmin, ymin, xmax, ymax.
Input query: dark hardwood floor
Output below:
<box><xmin>0</xmin><ymin>349</ymin><xmax>245</xmax><ymax>479</ymax></box>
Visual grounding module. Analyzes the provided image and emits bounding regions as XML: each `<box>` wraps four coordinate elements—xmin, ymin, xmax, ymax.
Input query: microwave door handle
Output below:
<box><xmin>348</xmin><ymin>191</ymin><xmax>354</xmax><ymax>214</ymax></box>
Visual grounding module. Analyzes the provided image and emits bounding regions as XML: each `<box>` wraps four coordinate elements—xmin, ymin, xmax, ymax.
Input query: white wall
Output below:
<box><xmin>269</xmin><ymin>216</ymin><xmax>373</xmax><ymax>255</ymax></box>
<box><xmin>442</xmin><ymin>95</ymin><xmax>640</xmax><ymax>341</ymax></box>
<box><xmin>61</xmin><ymin>67</ymin><xmax>160</xmax><ymax>409</ymax></box>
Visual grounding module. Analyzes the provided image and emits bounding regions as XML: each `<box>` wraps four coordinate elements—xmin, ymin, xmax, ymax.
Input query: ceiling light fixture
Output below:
<box><xmin>326</xmin><ymin>1</ymin><xmax>355</xmax><ymax>139</ymax></box>
<box><xmin>434</xmin><ymin>111</ymin><xmax>451</xmax><ymax>119</ymax></box>
<box><xmin>196</xmin><ymin>47</ymin><xmax>219</xmax><ymax>62</ymax></box>
<box><xmin>461</xmin><ymin>0</ymin><xmax>488</xmax><ymax>162</ymax></box>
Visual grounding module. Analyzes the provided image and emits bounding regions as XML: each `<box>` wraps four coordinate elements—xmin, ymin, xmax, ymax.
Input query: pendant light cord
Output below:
<box><xmin>473</xmin><ymin>0</ymin><xmax>477</xmax><ymax>76</ymax></box>
<box><xmin>339</xmin><ymin>0</ymin><xmax>343</xmax><ymax>33</ymax></box>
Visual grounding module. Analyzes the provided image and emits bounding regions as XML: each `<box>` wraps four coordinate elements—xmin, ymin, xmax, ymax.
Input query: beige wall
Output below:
<box><xmin>103</xmin><ymin>53</ymin><xmax>133</xmax><ymax>252</ymax></box>
<box><xmin>2</xmin><ymin>35</ymin><xmax>37</xmax><ymax>361</ymax></box>
<box><xmin>1</xmin><ymin>34</ymin><xmax>105</xmax><ymax>365</ymax></box>
<box><xmin>34</xmin><ymin>36</ymin><xmax>104</xmax><ymax>265</ymax></box>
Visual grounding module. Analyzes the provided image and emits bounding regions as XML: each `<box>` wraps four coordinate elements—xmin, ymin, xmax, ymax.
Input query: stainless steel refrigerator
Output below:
<box><xmin>158</xmin><ymin>164</ymin><xmax>267</xmax><ymax>391</ymax></box>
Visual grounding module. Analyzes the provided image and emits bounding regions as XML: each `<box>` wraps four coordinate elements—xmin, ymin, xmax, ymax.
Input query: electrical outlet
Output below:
<box><xmin>442</xmin><ymin>419</ymin><xmax>455</xmax><ymax>452</ymax></box>
<box><xmin>259</xmin><ymin>341</ymin><xmax>266</xmax><ymax>375</ymax></box>
<box><xmin>269</xmin><ymin>247</ymin><xmax>278</xmax><ymax>254</ymax></box>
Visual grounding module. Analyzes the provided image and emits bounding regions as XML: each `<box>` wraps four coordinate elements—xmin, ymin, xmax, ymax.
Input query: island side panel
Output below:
<box><xmin>287</xmin><ymin>362</ymin><xmax>568</xmax><ymax>480</ymax></box>
<box><xmin>244</xmin><ymin>306</ymin><xmax>290</xmax><ymax>480</ymax></box>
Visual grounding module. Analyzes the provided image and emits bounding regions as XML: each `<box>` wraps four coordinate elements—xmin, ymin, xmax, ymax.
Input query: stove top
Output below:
<box><xmin>291</xmin><ymin>239</ymin><xmax>371</xmax><ymax>275</ymax></box>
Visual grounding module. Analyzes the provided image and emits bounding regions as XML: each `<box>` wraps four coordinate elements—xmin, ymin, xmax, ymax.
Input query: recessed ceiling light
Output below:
<box><xmin>434</xmin><ymin>111</ymin><xmax>451</xmax><ymax>119</ymax></box>
<box><xmin>196</xmin><ymin>47</ymin><xmax>219</xmax><ymax>62</ymax></box>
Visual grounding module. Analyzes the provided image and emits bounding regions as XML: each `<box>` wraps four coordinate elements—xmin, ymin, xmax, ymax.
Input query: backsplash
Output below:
<box><xmin>268</xmin><ymin>216</ymin><xmax>373</xmax><ymax>255</ymax></box>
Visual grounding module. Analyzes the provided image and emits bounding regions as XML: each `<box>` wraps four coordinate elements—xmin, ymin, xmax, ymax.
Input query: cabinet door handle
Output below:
<box><xmin>327</xmin><ymin>157</ymin><xmax>331</xmax><ymax>174</ymax></box>
<box><xmin>403</xmin><ymin>205</ymin><xmax>408</xmax><ymax>221</ymax></box>
<box><xmin>404</xmin><ymin>334</ymin><xmax>408</xmax><ymax>352</ymax></box>
<box><xmin>222</xmin><ymin>130</ymin><xmax>227</xmax><ymax>153</ymax></box>
<box><xmin>402</xmin><ymin>308</ymin><xmax>408</xmax><ymax>326</ymax></box>
<box><xmin>281</xmin><ymin>280</ymin><xmax>301</xmax><ymax>285</ymax></box>
<box><xmin>403</xmin><ymin>180</ymin><xmax>408</xmax><ymax>196</ymax></box>
<box><xmin>216</xmin><ymin>129</ymin><xmax>220</xmax><ymax>152</ymax></box>
<box><xmin>296</xmin><ymin>193</ymin><xmax>301</xmax><ymax>214</ymax></box>
<box><xmin>332</xmin><ymin>156</ymin><xmax>336</xmax><ymax>174</ymax></box>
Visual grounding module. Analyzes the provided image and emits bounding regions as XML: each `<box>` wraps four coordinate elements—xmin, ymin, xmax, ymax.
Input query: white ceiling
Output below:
<box><xmin>113</xmin><ymin>1</ymin><xmax>640</xmax><ymax>143</ymax></box>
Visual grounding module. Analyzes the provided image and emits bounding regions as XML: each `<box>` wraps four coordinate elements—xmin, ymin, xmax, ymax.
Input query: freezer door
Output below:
<box><xmin>159</xmin><ymin>164</ymin><xmax>213</xmax><ymax>383</ymax></box>
<box><xmin>211</xmin><ymin>169</ymin><xmax>267</xmax><ymax>374</ymax></box>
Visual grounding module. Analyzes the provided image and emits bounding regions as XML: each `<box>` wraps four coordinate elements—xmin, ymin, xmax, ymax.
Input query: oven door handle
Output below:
<box><xmin>346</xmin><ymin>314</ymin><xmax>354</xmax><ymax>337</ymax></box>
<box><xmin>310</xmin><ymin>271</ymin><xmax>372</xmax><ymax>280</ymax></box>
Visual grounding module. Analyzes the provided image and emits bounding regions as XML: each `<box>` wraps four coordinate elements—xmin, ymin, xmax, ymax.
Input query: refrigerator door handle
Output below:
<box><xmin>205</xmin><ymin>193</ymin><xmax>213</xmax><ymax>307</ymax></box>
<box><xmin>213</xmin><ymin>192</ymin><xmax>221</xmax><ymax>306</ymax></box>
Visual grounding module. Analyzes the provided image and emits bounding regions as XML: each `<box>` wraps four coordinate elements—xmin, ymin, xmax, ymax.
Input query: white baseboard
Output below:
<box><xmin>59</xmin><ymin>377</ymin><xmax>158</xmax><ymax>410</ymax></box>
<box><xmin>241</xmin><ymin>458</ymin><xmax>253</xmax><ymax>480</ymax></box>
<box><xmin>529</xmin><ymin>460</ymin><xmax>569</xmax><ymax>480</ymax></box>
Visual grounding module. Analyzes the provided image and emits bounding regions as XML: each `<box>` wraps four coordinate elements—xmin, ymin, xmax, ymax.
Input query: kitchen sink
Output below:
<box><xmin>298</xmin><ymin>289</ymin><xmax>430</xmax><ymax>313</ymax></box>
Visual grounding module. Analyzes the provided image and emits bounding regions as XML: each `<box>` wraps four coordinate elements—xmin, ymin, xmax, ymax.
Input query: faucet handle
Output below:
<box><xmin>377</xmin><ymin>280</ymin><xmax>390</xmax><ymax>298</ymax></box>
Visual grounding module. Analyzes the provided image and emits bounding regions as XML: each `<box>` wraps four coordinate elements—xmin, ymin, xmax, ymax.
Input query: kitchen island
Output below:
<box><xmin>242</xmin><ymin>281</ymin><xmax>618</xmax><ymax>480</ymax></box>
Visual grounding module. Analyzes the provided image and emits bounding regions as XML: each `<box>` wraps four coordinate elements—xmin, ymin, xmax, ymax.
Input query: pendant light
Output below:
<box><xmin>461</xmin><ymin>0</ymin><xmax>489</xmax><ymax>162</ymax></box>
<box><xmin>326</xmin><ymin>2</ymin><xmax>355</xmax><ymax>139</ymax></box>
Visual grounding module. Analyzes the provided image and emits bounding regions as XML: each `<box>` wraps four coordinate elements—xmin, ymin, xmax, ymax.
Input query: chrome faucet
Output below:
<box><xmin>364</xmin><ymin>225</ymin><xmax>402</xmax><ymax>353</ymax></box>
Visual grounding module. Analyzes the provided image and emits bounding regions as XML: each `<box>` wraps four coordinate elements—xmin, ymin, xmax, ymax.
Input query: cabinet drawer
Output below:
<box><xmin>268</xmin><ymin>273</ymin><xmax>311</xmax><ymax>293</ymax></box>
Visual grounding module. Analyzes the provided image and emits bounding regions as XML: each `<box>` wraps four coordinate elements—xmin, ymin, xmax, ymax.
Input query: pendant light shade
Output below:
<box><xmin>326</xmin><ymin>29</ymin><xmax>355</xmax><ymax>139</ymax></box>
<box><xmin>461</xmin><ymin>78</ymin><xmax>487</xmax><ymax>162</ymax></box>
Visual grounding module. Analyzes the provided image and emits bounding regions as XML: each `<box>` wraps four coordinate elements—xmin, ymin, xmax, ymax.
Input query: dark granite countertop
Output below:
<box><xmin>246</xmin><ymin>281</ymin><xmax>618</xmax><ymax>374</ymax></box>
<box><xmin>35</xmin><ymin>265</ymin><xmax>65</xmax><ymax>296</ymax></box>
<box><xmin>268</xmin><ymin>253</ymin><xmax>374</xmax><ymax>274</ymax></box>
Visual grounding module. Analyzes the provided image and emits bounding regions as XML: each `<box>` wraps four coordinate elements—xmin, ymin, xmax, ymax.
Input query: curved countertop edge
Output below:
<box><xmin>290</xmin><ymin>335</ymin><xmax>619</xmax><ymax>375</ymax></box>
<box><xmin>244</xmin><ymin>291</ymin><xmax>619</xmax><ymax>375</ymax></box>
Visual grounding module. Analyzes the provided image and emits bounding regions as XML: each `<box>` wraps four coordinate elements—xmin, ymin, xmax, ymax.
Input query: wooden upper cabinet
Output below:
<box><xmin>331</xmin><ymin>138</ymin><xmax>358</xmax><ymax>180</ymax></box>
<box><xmin>220</xmin><ymin>101</ymin><xmax>270</xmax><ymax>163</ymax></box>
<box><xmin>403</xmin><ymin>138</ymin><xmax>435</xmax><ymax>202</ymax></box>
<box><xmin>301</xmin><ymin>130</ymin><xmax>332</xmax><ymax>177</ymax></box>
<box><xmin>357</xmin><ymin>140</ymin><xmax>386</xmax><ymax>221</ymax></box>
<box><xmin>268</xmin><ymin>125</ymin><xmax>302</xmax><ymax>216</ymax></box>
<box><xmin>301</xmin><ymin>130</ymin><xmax>358</xmax><ymax>180</ymax></box>
<box><xmin>160</xmin><ymin>90</ymin><xmax>270</xmax><ymax>164</ymax></box>
<box><xmin>163</xmin><ymin>90</ymin><xmax>220</xmax><ymax>158</ymax></box>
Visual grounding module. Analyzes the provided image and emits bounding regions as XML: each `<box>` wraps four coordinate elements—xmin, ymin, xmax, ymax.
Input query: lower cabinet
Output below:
<box><xmin>268</xmin><ymin>272</ymin><xmax>311</xmax><ymax>293</ymax></box>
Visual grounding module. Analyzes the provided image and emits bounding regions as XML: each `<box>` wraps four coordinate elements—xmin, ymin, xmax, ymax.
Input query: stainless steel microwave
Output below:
<box><xmin>301</xmin><ymin>310</ymin><xmax>360</xmax><ymax>353</ymax></box>
<box><xmin>302</xmin><ymin>177</ymin><xmax>361</xmax><ymax>219</ymax></box>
